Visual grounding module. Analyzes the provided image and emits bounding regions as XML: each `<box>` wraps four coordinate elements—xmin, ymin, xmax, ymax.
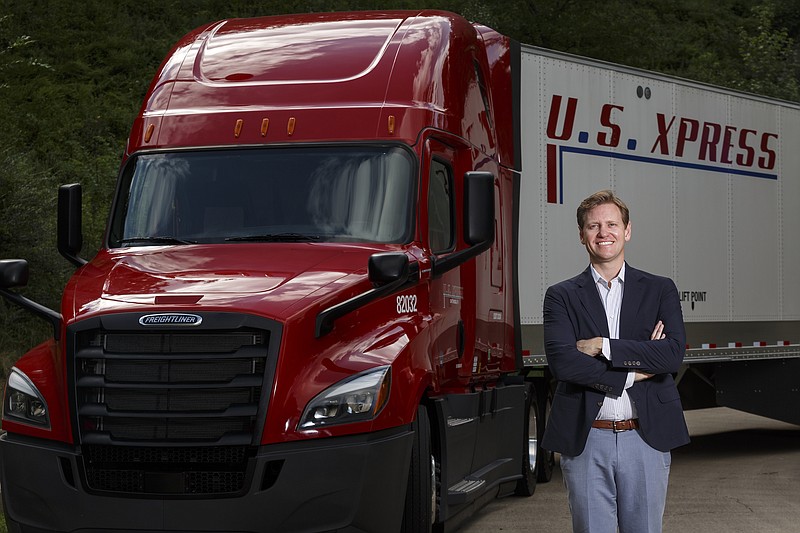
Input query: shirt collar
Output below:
<box><xmin>590</xmin><ymin>262</ymin><xmax>626</xmax><ymax>286</ymax></box>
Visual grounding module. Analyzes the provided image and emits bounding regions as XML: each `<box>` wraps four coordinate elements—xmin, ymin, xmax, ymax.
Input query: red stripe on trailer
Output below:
<box><xmin>546</xmin><ymin>144</ymin><xmax>557</xmax><ymax>203</ymax></box>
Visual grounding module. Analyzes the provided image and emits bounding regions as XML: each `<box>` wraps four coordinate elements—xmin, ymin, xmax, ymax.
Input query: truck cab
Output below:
<box><xmin>0</xmin><ymin>11</ymin><xmax>537</xmax><ymax>533</ymax></box>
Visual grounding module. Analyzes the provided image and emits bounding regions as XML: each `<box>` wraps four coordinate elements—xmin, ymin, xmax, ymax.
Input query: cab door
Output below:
<box><xmin>423</xmin><ymin>138</ymin><xmax>464</xmax><ymax>390</ymax></box>
<box><xmin>423</xmin><ymin>136</ymin><xmax>506</xmax><ymax>389</ymax></box>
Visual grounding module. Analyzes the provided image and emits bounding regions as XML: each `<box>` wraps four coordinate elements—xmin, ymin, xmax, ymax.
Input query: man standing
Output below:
<box><xmin>542</xmin><ymin>190</ymin><xmax>689</xmax><ymax>533</ymax></box>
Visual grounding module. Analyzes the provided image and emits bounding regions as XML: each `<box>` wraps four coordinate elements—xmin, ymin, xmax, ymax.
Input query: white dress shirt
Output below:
<box><xmin>590</xmin><ymin>264</ymin><xmax>637</xmax><ymax>421</ymax></box>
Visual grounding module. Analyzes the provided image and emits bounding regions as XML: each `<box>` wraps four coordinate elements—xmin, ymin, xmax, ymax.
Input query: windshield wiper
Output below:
<box><xmin>120</xmin><ymin>236</ymin><xmax>197</xmax><ymax>245</ymax></box>
<box><xmin>226</xmin><ymin>233</ymin><xmax>322</xmax><ymax>242</ymax></box>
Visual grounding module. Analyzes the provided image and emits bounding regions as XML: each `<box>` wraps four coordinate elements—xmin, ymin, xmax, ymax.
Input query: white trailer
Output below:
<box><xmin>517</xmin><ymin>44</ymin><xmax>800</xmax><ymax>426</ymax></box>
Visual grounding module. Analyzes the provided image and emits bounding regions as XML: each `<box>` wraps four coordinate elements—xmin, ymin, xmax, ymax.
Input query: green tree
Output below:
<box><xmin>0</xmin><ymin>14</ymin><xmax>48</xmax><ymax>86</ymax></box>
<box><xmin>0</xmin><ymin>12</ymin><xmax>57</xmax><ymax>373</ymax></box>
<box><xmin>733</xmin><ymin>1</ymin><xmax>800</xmax><ymax>100</ymax></box>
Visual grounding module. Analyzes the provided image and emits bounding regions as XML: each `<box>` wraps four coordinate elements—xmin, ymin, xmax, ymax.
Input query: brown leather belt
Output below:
<box><xmin>592</xmin><ymin>419</ymin><xmax>640</xmax><ymax>432</ymax></box>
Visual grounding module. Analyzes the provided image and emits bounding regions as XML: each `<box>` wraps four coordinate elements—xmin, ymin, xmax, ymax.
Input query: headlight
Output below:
<box><xmin>4</xmin><ymin>368</ymin><xmax>50</xmax><ymax>428</ymax></box>
<box><xmin>298</xmin><ymin>365</ymin><xmax>391</xmax><ymax>430</ymax></box>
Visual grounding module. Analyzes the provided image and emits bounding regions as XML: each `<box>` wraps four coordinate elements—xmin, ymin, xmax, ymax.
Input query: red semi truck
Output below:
<box><xmin>0</xmin><ymin>10</ymin><xmax>541</xmax><ymax>533</ymax></box>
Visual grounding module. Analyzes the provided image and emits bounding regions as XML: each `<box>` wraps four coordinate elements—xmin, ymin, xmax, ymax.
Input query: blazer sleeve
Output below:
<box><xmin>544</xmin><ymin>284</ymin><xmax>628</xmax><ymax>396</ymax></box>
<box><xmin>609</xmin><ymin>277</ymin><xmax>686</xmax><ymax>374</ymax></box>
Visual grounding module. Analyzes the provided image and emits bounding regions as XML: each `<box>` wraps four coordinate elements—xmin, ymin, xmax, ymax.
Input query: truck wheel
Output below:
<box><xmin>514</xmin><ymin>384</ymin><xmax>538</xmax><ymax>496</ymax></box>
<box><xmin>536</xmin><ymin>382</ymin><xmax>555</xmax><ymax>483</ymax></box>
<box><xmin>401</xmin><ymin>405</ymin><xmax>436</xmax><ymax>532</ymax></box>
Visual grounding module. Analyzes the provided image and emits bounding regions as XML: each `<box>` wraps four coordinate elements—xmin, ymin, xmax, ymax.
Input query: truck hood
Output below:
<box><xmin>67</xmin><ymin>243</ymin><xmax>386</xmax><ymax>322</ymax></box>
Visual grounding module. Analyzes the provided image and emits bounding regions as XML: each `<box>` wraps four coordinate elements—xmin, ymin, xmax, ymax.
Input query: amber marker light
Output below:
<box><xmin>287</xmin><ymin>117</ymin><xmax>296</xmax><ymax>136</ymax></box>
<box><xmin>234</xmin><ymin>119</ymin><xmax>244</xmax><ymax>138</ymax></box>
<box><xmin>261</xmin><ymin>118</ymin><xmax>269</xmax><ymax>137</ymax></box>
<box><xmin>144</xmin><ymin>124</ymin><xmax>155</xmax><ymax>143</ymax></box>
<box><xmin>387</xmin><ymin>115</ymin><xmax>396</xmax><ymax>134</ymax></box>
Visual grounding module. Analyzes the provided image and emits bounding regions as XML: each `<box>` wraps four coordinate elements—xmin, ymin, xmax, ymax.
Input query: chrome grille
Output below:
<box><xmin>75</xmin><ymin>330</ymin><xmax>268</xmax><ymax>445</ymax></box>
<box><xmin>70</xmin><ymin>314</ymin><xmax>278</xmax><ymax>496</ymax></box>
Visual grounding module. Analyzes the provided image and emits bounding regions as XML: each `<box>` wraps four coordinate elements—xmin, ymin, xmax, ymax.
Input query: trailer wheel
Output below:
<box><xmin>401</xmin><ymin>405</ymin><xmax>436</xmax><ymax>532</ymax></box>
<box><xmin>514</xmin><ymin>384</ymin><xmax>538</xmax><ymax>496</ymax></box>
<box><xmin>536</xmin><ymin>382</ymin><xmax>555</xmax><ymax>482</ymax></box>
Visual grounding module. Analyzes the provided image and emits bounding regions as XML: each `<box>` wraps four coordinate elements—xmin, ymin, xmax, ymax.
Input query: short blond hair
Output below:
<box><xmin>577</xmin><ymin>190</ymin><xmax>630</xmax><ymax>229</ymax></box>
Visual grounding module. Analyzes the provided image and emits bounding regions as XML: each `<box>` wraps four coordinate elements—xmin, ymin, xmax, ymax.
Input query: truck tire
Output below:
<box><xmin>401</xmin><ymin>405</ymin><xmax>436</xmax><ymax>532</ymax></box>
<box><xmin>536</xmin><ymin>381</ymin><xmax>555</xmax><ymax>483</ymax></box>
<box><xmin>514</xmin><ymin>384</ymin><xmax>538</xmax><ymax>496</ymax></box>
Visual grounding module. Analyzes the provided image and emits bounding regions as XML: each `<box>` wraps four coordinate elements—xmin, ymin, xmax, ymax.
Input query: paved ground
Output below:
<box><xmin>458</xmin><ymin>407</ymin><xmax>800</xmax><ymax>532</ymax></box>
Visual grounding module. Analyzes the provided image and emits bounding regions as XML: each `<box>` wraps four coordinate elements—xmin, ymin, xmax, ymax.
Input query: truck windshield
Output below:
<box><xmin>108</xmin><ymin>146</ymin><xmax>415</xmax><ymax>246</ymax></box>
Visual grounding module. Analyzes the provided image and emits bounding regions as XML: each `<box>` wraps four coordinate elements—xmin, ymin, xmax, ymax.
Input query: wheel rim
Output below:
<box><xmin>527</xmin><ymin>403</ymin><xmax>539</xmax><ymax>472</ymax></box>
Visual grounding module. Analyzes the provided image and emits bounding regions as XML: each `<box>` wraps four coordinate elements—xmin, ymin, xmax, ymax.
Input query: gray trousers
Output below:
<box><xmin>560</xmin><ymin>427</ymin><xmax>671</xmax><ymax>533</ymax></box>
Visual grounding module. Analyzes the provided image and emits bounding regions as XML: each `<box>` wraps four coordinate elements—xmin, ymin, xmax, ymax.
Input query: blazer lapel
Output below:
<box><xmin>575</xmin><ymin>267</ymin><xmax>610</xmax><ymax>337</ymax></box>
<box><xmin>620</xmin><ymin>264</ymin><xmax>644</xmax><ymax>339</ymax></box>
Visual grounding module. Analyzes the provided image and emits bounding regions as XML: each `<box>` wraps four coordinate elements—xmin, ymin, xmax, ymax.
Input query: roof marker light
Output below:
<box><xmin>388</xmin><ymin>115</ymin><xmax>396</xmax><ymax>134</ymax></box>
<box><xmin>261</xmin><ymin>118</ymin><xmax>269</xmax><ymax>137</ymax></box>
<box><xmin>234</xmin><ymin>119</ymin><xmax>244</xmax><ymax>138</ymax></box>
<box><xmin>144</xmin><ymin>124</ymin><xmax>155</xmax><ymax>143</ymax></box>
<box><xmin>287</xmin><ymin>117</ymin><xmax>296</xmax><ymax>136</ymax></box>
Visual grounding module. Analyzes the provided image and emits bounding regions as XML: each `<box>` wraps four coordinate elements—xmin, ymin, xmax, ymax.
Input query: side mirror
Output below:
<box><xmin>430</xmin><ymin>171</ymin><xmax>495</xmax><ymax>277</ymax></box>
<box><xmin>0</xmin><ymin>259</ymin><xmax>29</xmax><ymax>289</ymax></box>
<box><xmin>58</xmin><ymin>183</ymin><xmax>86</xmax><ymax>267</ymax></box>
<box><xmin>368</xmin><ymin>252</ymin><xmax>410</xmax><ymax>286</ymax></box>
<box><xmin>464</xmin><ymin>171</ymin><xmax>495</xmax><ymax>245</ymax></box>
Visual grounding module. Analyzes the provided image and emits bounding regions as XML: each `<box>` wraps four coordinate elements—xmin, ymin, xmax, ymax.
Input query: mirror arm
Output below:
<box><xmin>0</xmin><ymin>288</ymin><xmax>62</xmax><ymax>340</ymax></box>
<box><xmin>430</xmin><ymin>239</ymin><xmax>493</xmax><ymax>278</ymax></box>
<box><xmin>315</xmin><ymin>262</ymin><xmax>419</xmax><ymax>338</ymax></box>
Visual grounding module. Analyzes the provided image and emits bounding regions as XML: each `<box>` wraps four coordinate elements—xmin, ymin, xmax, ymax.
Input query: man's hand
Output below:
<box><xmin>629</xmin><ymin>323</ymin><xmax>665</xmax><ymax>380</ymax></box>
<box><xmin>576</xmin><ymin>337</ymin><xmax>604</xmax><ymax>357</ymax></box>
<box><xmin>651</xmin><ymin>320</ymin><xmax>665</xmax><ymax>340</ymax></box>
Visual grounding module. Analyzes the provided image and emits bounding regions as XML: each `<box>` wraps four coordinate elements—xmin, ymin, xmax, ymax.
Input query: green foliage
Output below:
<box><xmin>0</xmin><ymin>0</ymin><xmax>799</xmax><ymax>374</ymax></box>
<box><xmin>477</xmin><ymin>0</ymin><xmax>800</xmax><ymax>100</ymax></box>
<box><xmin>734</xmin><ymin>1</ymin><xmax>800</xmax><ymax>100</ymax></box>
<box><xmin>0</xmin><ymin>14</ymin><xmax>48</xmax><ymax>87</ymax></box>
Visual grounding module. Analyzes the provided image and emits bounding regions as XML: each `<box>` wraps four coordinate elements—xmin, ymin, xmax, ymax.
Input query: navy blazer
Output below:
<box><xmin>541</xmin><ymin>264</ymin><xmax>690</xmax><ymax>456</ymax></box>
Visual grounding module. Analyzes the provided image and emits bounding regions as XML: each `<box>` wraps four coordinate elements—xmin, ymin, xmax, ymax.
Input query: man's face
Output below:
<box><xmin>579</xmin><ymin>202</ymin><xmax>631</xmax><ymax>267</ymax></box>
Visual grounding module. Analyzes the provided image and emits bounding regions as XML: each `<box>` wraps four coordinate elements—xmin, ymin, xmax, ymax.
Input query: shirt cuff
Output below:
<box><xmin>624</xmin><ymin>371</ymin><xmax>635</xmax><ymax>389</ymax></box>
<box><xmin>601</xmin><ymin>337</ymin><xmax>611</xmax><ymax>360</ymax></box>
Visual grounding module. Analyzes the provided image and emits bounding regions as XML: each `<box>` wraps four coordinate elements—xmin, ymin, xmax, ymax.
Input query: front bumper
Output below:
<box><xmin>0</xmin><ymin>426</ymin><xmax>413</xmax><ymax>533</ymax></box>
